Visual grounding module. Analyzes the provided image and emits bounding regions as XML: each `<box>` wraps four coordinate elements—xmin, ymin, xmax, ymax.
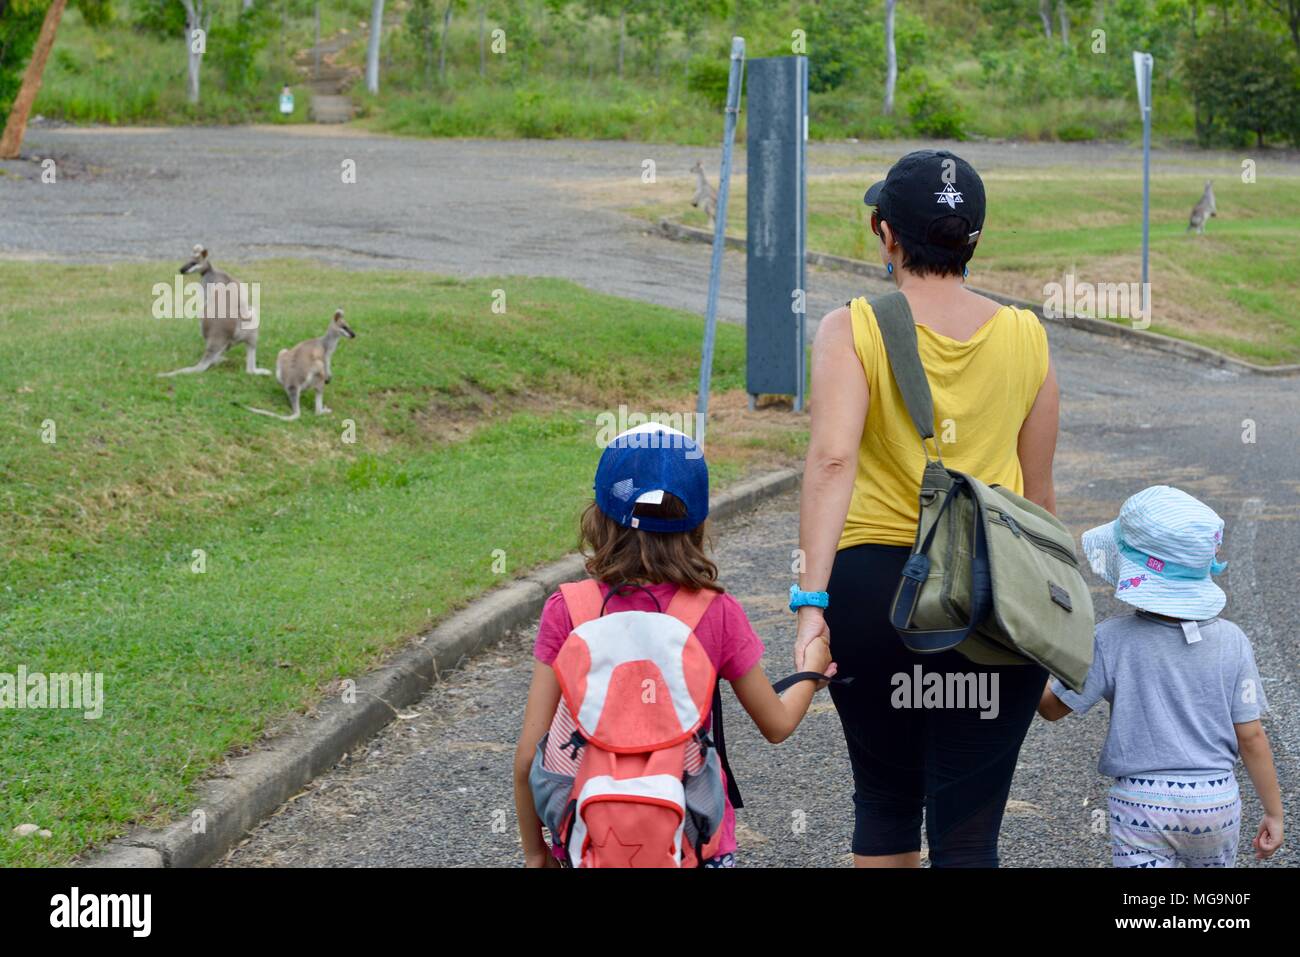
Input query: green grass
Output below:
<box><xmin>0</xmin><ymin>262</ymin><xmax>799</xmax><ymax>866</ymax></box>
<box><xmin>640</xmin><ymin>167</ymin><xmax>1300</xmax><ymax>364</ymax></box>
<box><xmin>32</xmin><ymin>6</ymin><xmax>325</xmax><ymax>126</ymax></box>
<box><xmin>361</xmin><ymin>77</ymin><xmax>725</xmax><ymax>144</ymax></box>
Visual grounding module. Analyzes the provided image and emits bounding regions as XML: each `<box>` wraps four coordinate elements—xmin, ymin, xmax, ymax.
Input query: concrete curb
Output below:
<box><xmin>655</xmin><ymin>219</ymin><xmax>1300</xmax><ymax>378</ymax></box>
<box><xmin>78</xmin><ymin>466</ymin><xmax>801</xmax><ymax>868</ymax></box>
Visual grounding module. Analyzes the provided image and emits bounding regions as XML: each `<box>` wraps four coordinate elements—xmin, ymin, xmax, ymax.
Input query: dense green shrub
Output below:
<box><xmin>1183</xmin><ymin>25</ymin><xmax>1300</xmax><ymax>147</ymax></box>
<box><xmin>0</xmin><ymin>0</ymin><xmax>46</xmax><ymax>114</ymax></box>
<box><xmin>686</xmin><ymin>56</ymin><xmax>729</xmax><ymax>107</ymax></box>
<box><xmin>131</xmin><ymin>0</ymin><xmax>185</xmax><ymax>39</ymax></box>
<box><xmin>903</xmin><ymin>70</ymin><xmax>966</xmax><ymax>139</ymax></box>
<box><xmin>207</xmin><ymin>6</ymin><xmax>271</xmax><ymax>96</ymax></box>
<box><xmin>1056</xmin><ymin>122</ymin><xmax>1097</xmax><ymax>141</ymax></box>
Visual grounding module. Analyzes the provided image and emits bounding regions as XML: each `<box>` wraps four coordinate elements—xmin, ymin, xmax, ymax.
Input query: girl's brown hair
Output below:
<box><xmin>580</xmin><ymin>494</ymin><xmax>722</xmax><ymax>592</ymax></box>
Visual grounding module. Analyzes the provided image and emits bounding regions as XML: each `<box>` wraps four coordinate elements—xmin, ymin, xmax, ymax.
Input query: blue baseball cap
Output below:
<box><xmin>594</xmin><ymin>424</ymin><xmax>708</xmax><ymax>533</ymax></box>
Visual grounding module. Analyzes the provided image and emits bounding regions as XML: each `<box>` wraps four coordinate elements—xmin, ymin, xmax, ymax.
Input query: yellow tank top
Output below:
<box><xmin>839</xmin><ymin>297</ymin><xmax>1050</xmax><ymax>549</ymax></box>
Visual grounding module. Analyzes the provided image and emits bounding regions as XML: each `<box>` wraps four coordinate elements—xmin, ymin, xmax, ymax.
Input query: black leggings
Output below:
<box><xmin>825</xmin><ymin>544</ymin><xmax>1046</xmax><ymax>867</ymax></box>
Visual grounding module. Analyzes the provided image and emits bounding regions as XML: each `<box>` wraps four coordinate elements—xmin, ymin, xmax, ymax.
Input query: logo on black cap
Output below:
<box><xmin>934</xmin><ymin>183</ymin><xmax>964</xmax><ymax>209</ymax></box>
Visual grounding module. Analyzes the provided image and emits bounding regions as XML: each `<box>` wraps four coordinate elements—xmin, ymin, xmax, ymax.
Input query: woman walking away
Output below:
<box><xmin>791</xmin><ymin>150</ymin><xmax>1061</xmax><ymax>867</ymax></box>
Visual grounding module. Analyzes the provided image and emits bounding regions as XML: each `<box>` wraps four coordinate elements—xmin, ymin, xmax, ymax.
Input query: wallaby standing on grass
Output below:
<box><xmin>1187</xmin><ymin>181</ymin><xmax>1217</xmax><ymax>234</ymax></box>
<box><xmin>690</xmin><ymin>160</ymin><xmax>718</xmax><ymax>226</ymax></box>
<box><xmin>158</xmin><ymin>245</ymin><xmax>271</xmax><ymax>377</ymax></box>
<box><xmin>245</xmin><ymin>309</ymin><xmax>356</xmax><ymax>421</ymax></box>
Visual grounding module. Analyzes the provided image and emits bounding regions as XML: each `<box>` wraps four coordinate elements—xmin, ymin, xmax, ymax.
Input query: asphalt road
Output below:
<box><xmin>1</xmin><ymin>128</ymin><xmax>1293</xmax><ymax>867</ymax></box>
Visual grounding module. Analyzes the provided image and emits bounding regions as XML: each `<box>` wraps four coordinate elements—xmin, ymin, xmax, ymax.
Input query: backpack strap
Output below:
<box><xmin>710</xmin><ymin>681</ymin><xmax>743</xmax><ymax>810</ymax></box>
<box><xmin>559</xmin><ymin>579</ymin><xmax>605</xmax><ymax>629</ymax></box>
<box><xmin>870</xmin><ymin>292</ymin><xmax>938</xmax><ymax>452</ymax></box>
<box><xmin>664</xmin><ymin>586</ymin><xmax>718</xmax><ymax>631</ymax></box>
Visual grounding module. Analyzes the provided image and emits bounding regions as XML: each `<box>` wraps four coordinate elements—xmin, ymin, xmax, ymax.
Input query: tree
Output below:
<box><xmin>366</xmin><ymin>0</ymin><xmax>384</xmax><ymax>93</ymax></box>
<box><xmin>478</xmin><ymin>2</ymin><xmax>486</xmax><ymax>76</ymax></box>
<box><xmin>616</xmin><ymin>5</ymin><xmax>624</xmax><ymax>77</ymax></box>
<box><xmin>179</xmin><ymin>0</ymin><xmax>214</xmax><ymax>104</ymax></box>
<box><xmin>438</xmin><ymin>0</ymin><xmax>457</xmax><ymax>82</ymax></box>
<box><xmin>407</xmin><ymin>0</ymin><xmax>435</xmax><ymax>86</ymax></box>
<box><xmin>0</xmin><ymin>0</ymin><xmax>66</xmax><ymax>158</ymax></box>
<box><xmin>1184</xmin><ymin>24</ymin><xmax>1300</xmax><ymax>147</ymax></box>
<box><xmin>1262</xmin><ymin>0</ymin><xmax>1300</xmax><ymax>55</ymax></box>
<box><xmin>883</xmin><ymin>0</ymin><xmax>897</xmax><ymax>115</ymax></box>
<box><xmin>627</xmin><ymin>0</ymin><xmax>669</xmax><ymax>77</ymax></box>
<box><xmin>1038</xmin><ymin>0</ymin><xmax>1052</xmax><ymax>39</ymax></box>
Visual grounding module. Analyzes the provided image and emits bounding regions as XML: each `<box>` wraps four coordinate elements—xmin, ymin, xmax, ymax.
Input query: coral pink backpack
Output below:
<box><xmin>528</xmin><ymin>580</ymin><xmax>729</xmax><ymax>868</ymax></box>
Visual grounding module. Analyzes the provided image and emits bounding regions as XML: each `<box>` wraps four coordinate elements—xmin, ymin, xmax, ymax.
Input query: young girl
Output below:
<box><xmin>1038</xmin><ymin>486</ymin><xmax>1283</xmax><ymax>867</ymax></box>
<box><xmin>512</xmin><ymin>423</ymin><xmax>834</xmax><ymax>868</ymax></box>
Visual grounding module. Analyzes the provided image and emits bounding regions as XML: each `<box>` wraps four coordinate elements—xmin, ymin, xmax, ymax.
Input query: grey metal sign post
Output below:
<box><xmin>1133</xmin><ymin>51</ymin><xmax>1153</xmax><ymax>317</ymax></box>
<box><xmin>695</xmin><ymin>36</ymin><xmax>745</xmax><ymax>447</ymax></box>
<box><xmin>745</xmin><ymin>55</ymin><xmax>808</xmax><ymax>412</ymax></box>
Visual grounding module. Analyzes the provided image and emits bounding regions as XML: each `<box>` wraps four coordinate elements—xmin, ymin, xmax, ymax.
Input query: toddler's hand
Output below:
<box><xmin>1254</xmin><ymin>813</ymin><xmax>1283</xmax><ymax>860</ymax></box>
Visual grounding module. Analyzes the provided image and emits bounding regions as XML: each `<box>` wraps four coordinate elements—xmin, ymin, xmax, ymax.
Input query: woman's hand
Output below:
<box><xmin>794</xmin><ymin>606</ymin><xmax>830</xmax><ymax>671</ymax></box>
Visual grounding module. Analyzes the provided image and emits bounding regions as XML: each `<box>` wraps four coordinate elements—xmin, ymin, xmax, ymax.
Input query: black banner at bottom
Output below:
<box><xmin>0</xmin><ymin>865</ymin><xmax>1287</xmax><ymax>942</ymax></box>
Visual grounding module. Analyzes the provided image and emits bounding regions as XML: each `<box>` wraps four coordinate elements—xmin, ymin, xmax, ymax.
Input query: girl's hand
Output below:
<box><xmin>1254</xmin><ymin>813</ymin><xmax>1283</xmax><ymax>860</ymax></box>
<box><xmin>801</xmin><ymin>636</ymin><xmax>837</xmax><ymax>690</ymax></box>
<box><xmin>793</xmin><ymin>606</ymin><xmax>830</xmax><ymax>671</ymax></box>
<box><xmin>526</xmin><ymin>848</ymin><xmax>560</xmax><ymax>868</ymax></box>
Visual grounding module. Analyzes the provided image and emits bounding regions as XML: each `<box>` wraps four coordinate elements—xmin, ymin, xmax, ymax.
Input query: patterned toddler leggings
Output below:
<box><xmin>1108</xmin><ymin>773</ymin><xmax>1240</xmax><ymax>868</ymax></box>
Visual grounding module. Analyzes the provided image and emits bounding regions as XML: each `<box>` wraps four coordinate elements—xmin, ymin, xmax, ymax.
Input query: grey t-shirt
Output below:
<box><xmin>1051</xmin><ymin>612</ymin><xmax>1267</xmax><ymax>779</ymax></box>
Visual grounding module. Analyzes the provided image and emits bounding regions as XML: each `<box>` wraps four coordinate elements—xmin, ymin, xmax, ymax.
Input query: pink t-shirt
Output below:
<box><xmin>532</xmin><ymin>580</ymin><xmax>766</xmax><ymax>858</ymax></box>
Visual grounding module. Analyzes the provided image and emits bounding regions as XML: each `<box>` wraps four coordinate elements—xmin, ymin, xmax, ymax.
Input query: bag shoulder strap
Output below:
<box><xmin>559</xmin><ymin>580</ymin><xmax>605</xmax><ymax>629</ymax></box>
<box><xmin>869</xmin><ymin>291</ymin><xmax>935</xmax><ymax>443</ymax></box>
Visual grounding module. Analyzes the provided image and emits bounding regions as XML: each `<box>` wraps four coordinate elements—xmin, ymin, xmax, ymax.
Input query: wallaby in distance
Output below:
<box><xmin>159</xmin><ymin>245</ymin><xmax>271</xmax><ymax>377</ymax></box>
<box><xmin>1187</xmin><ymin>181</ymin><xmax>1217</xmax><ymax>234</ymax></box>
<box><xmin>245</xmin><ymin>309</ymin><xmax>356</xmax><ymax>421</ymax></box>
<box><xmin>690</xmin><ymin>160</ymin><xmax>718</xmax><ymax>226</ymax></box>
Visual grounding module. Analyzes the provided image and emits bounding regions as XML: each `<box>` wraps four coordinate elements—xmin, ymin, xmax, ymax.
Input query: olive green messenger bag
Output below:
<box><xmin>870</xmin><ymin>291</ymin><xmax>1095</xmax><ymax>691</ymax></box>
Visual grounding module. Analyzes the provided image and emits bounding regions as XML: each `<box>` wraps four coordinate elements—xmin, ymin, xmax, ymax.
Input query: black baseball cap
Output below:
<box><xmin>863</xmin><ymin>149</ymin><xmax>985</xmax><ymax>251</ymax></box>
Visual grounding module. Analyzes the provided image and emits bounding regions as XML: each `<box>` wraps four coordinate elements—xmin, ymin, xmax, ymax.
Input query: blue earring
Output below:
<box><xmin>963</xmin><ymin>265</ymin><xmax>969</xmax><ymax>279</ymax></box>
<box><xmin>886</xmin><ymin>262</ymin><xmax>894</xmax><ymax>275</ymax></box>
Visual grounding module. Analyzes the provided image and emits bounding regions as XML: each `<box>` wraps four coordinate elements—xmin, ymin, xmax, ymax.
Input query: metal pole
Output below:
<box><xmin>1134</xmin><ymin>52</ymin><xmax>1152</xmax><ymax>317</ymax></box>
<box><xmin>696</xmin><ymin>36</ymin><xmax>745</xmax><ymax>447</ymax></box>
<box><xmin>314</xmin><ymin>3</ymin><xmax>321</xmax><ymax>80</ymax></box>
<box><xmin>795</xmin><ymin>55</ymin><xmax>807</xmax><ymax>413</ymax></box>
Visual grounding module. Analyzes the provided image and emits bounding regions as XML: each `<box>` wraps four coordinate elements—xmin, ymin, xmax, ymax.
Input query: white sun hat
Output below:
<box><xmin>1081</xmin><ymin>485</ymin><xmax>1228</xmax><ymax>621</ymax></box>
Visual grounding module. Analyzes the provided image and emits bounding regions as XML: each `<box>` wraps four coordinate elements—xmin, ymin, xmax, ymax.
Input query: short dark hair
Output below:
<box><xmin>882</xmin><ymin>214</ymin><xmax>978</xmax><ymax>278</ymax></box>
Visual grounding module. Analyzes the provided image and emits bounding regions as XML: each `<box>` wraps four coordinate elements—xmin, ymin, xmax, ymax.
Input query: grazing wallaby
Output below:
<box><xmin>1187</xmin><ymin>181</ymin><xmax>1217</xmax><ymax>234</ymax></box>
<box><xmin>690</xmin><ymin>160</ymin><xmax>718</xmax><ymax>226</ymax></box>
<box><xmin>245</xmin><ymin>309</ymin><xmax>356</xmax><ymax>421</ymax></box>
<box><xmin>158</xmin><ymin>245</ymin><xmax>271</xmax><ymax>377</ymax></box>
